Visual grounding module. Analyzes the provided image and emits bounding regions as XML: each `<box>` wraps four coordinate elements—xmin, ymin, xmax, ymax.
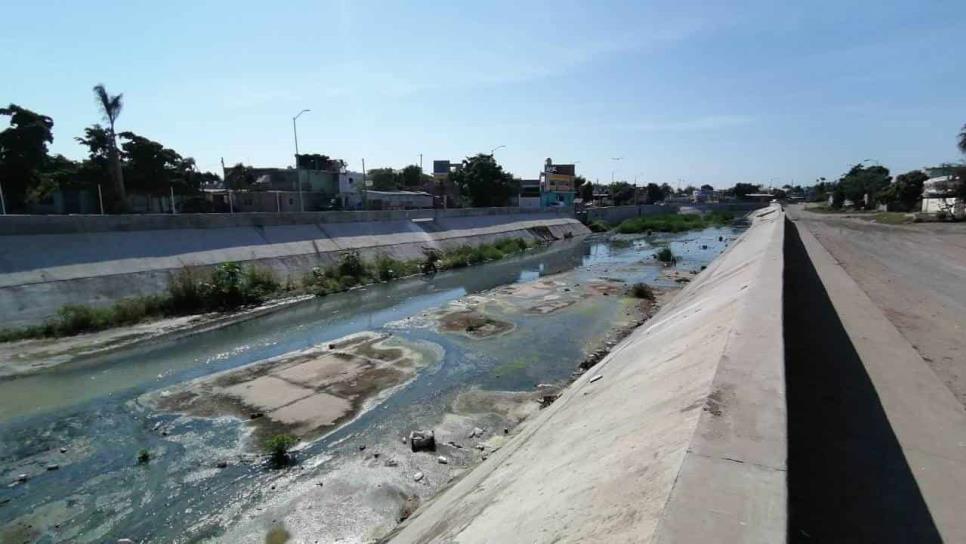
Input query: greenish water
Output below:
<box><xmin>0</xmin><ymin>227</ymin><xmax>740</xmax><ymax>543</ymax></box>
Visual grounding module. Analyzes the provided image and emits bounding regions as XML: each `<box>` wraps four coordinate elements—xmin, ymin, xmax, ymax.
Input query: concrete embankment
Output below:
<box><xmin>581</xmin><ymin>201</ymin><xmax>766</xmax><ymax>225</ymax></box>
<box><xmin>0</xmin><ymin>208</ymin><xmax>587</xmax><ymax>327</ymax></box>
<box><xmin>387</xmin><ymin>206</ymin><xmax>787</xmax><ymax>543</ymax></box>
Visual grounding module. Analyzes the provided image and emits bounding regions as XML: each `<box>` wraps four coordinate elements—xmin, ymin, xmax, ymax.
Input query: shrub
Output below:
<box><xmin>375</xmin><ymin>254</ymin><xmax>400</xmax><ymax>281</ymax></box>
<box><xmin>243</xmin><ymin>266</ymin><xmax>280</xmax><ymax>299</ymax></box>
<box><xmin>589</xmin><ymin>220</ymin><xmax>610</xmax><ymax>233</ymax></box>
<box><xmin>654</xmin><ymin>247</ymin><xmax>676</xmax><ymax>264</ymax></box>
<box><xmin>480</xmin><ymin>245</ymin><xmax>504</xmax><ymax>261</ymax></box>
<box><xmin>617</xmin><ymin>212</ymin><xmax>734</xmax><ymax>234</ymax></box>
<box><xmin>337</xmin><ymin>251</ymin><xmax>368</xmax><ymax>280</ymax></box>
<box><xmin>264</xmin><ymin>434</ymin><xmax>298</xmax><ymax>466</ymax></box>
<box><xmin>53</xmin><ymin>305</ymin><xmax>113</xmax><ymax>335</ymax></box>
<box><xmin>630</xmin><ymin>282</ymin><xmax>655</xmax><ymax>300</ymax></box>
<box><xmin>137</xmin><ymin>449</ymin><xmax>151</xmax><ymax>464</ymax></box>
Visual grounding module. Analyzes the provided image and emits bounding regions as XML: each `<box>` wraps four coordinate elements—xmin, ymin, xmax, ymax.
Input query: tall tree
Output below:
<box><xmin>93</xmin><ymin>84</ymin><xmax>126</xmax><ymax>211</ymax></box>
<box><xmin>659</xmin><ymin>182</ymin><xmax>673</xmax><ymax>200</ymax></box>
<box><xmin>367</xmin><ymin>168</ymin><xmax>399</xmax><ymax>191</ymax></box>
<box><xmin>878</xmin><ymin>170</ymin><xmax>927</xmax><ymax>211</ymax></box>
<box><xmin>118</xmin><ymin>131</ymin><xmax>208</xmax><ymax>196</ymax></box>
<box><xmin>450</xmin><ymin>154</ymin><xmax>518</xmax><ymax>207</ymax></box>
<box><xmin>837</xmin><ymin>163</ymin><xmax>891</xmax><ymax>209</ymax></box>
<box><xmin>608</xmin><ymin>181</ymin><xmax>636</xmax><ymax>205</ymax></box>
<box><xmin>643</xmin><ymin>182</ymin><xmax>663</xmax><ymax>204</ymax></box>
<box><xmin>730</xmin><ymin>182</ymin><xmax>760</xmax><ymax>198</ymax></box>
<box><xmin>399</xmin><ymin>164</ymin><xmax>425</xmax><ymax>187</ymax></box>
<box><xmin>0</xmin><ymin>104</ymin><xmax>54</xmax><ymax>211</ymax></box>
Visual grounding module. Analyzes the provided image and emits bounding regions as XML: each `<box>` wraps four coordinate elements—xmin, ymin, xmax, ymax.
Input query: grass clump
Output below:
<box><xmin>630</xmin><ymin>282</ymin><xmax>655</xmax><ymax>300</ymax></box>
<box><xmin>264</xmin><ymin>434</ymin><xmax>298</xmax><ymax>466</ymax></box>
<box><xmin>654</xmin><ymin>247</ymin><xmax>676</xmax><ymax>264</ymax></box>
<box><xmin>137</xmin><ymin>449</ymin><xmax>151</xmax><ymax>464</ymax></box>
<box><xmin>588</xmin><ymin>220</ymin><xmax>610</xmax><ymax>233</ymax></box>
<box><xmin>617</xmin><ymin>212</ymin><xmax>734</xmax><ymax>234</ymax></box>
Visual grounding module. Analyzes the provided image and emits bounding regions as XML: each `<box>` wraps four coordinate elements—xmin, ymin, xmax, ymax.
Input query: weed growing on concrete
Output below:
<box><xmin>588</xmin><ymin>220</ymin><xmax>610</xmax><ymax>233</ymax></box>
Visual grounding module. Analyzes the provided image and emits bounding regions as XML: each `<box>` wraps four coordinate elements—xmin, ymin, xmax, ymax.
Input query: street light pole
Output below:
<box><xmin>610</xmin><ymin>156</ymin><xmax>623</xmax><ymax>184</ymax></box>
<box><xmin>292</xmin><ymin>109</ymin><xmax>310</xmax><ymax>212</ymax></box>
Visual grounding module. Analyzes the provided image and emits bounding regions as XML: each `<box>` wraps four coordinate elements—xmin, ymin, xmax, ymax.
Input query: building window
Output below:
<box><xmin>289</xmin><ymin>198</ymin><xmax>294</xmax><ymax>205</ymax></box>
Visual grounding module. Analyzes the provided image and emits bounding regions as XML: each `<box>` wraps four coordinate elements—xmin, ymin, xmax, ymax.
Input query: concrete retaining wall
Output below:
<box><xmin>0</xmin><ymin>206</ymin><xmax>573</xmax><ymax>235</ymax></box>
<box><xmin>581</xmin><ymin>202</ymin><xmax>766</xmax><ymax>226</ymax></box>
<box><xmin>0</xmin><ymin>210</ymin><xmax>588</xmax><ymax>327</ymax></box>
<box><xmin>388</xmin><ymin>205</ymin><xmax>786</xmax><ymax>544</ymax></box>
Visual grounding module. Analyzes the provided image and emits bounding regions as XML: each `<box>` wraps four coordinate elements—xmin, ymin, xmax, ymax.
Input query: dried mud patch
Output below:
<box><xmin>150</xmin><ymin>332</ymin><xmax>442</xmax><ymax>443</ymax></box>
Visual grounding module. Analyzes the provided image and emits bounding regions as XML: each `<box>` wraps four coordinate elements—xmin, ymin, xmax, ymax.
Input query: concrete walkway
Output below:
<box><xmin>788</xmin><ymin>215</ymin><xmax>966</xmax><ymax>542</ymax></box>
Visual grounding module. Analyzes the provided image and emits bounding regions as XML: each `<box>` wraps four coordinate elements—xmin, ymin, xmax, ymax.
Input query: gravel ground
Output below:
<box><xmin>789</xmin><ymin>205</ymin><xmax>966</xmax><ymax>407</ymax></box>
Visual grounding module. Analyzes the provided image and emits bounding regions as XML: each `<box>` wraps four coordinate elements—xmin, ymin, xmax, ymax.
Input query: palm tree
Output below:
<box><xmin>93</xmin><ymin>84</ymin><xmax>126</xmax><ymax>210</ymax></box>
<box><xmin>959</xmin><ymin>123</ymin><xmax>966</xmax><ymax>155</ymax></box>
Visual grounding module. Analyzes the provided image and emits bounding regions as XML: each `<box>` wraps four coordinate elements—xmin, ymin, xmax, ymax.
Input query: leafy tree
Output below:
<box><xmin>225</xmin><ymin>162</ymin><xmax>256</xmax><ymax>190</ymax></box>
<box><xmin>837</xmin><ymin>164</ymin><xmax>891</xmax><ymax>209</ymax></box>
<box><xmin>118</xmin><ymin>131</ymin><xmax>208</xmax><ymax>196</ymax></box>
<box><xmin>643</xmin><ymin>182</ymin><xmax>664</xmax><ymax>204</ymax></box>
<box><xmin>878</xmin><ymin>170</ymin><xmax>927</xmax><ymax>211</ymax></box>
<box><xmin>399</xmin><ymin>164</ymin><xmax>424</xmax><ymax>187</ymax></box>
<box><xmin>608</xmin><ymin>181</ymin><xmax>636</xmax><ymax>205</ymax></box>
<box><xmin>450</xmin><ymin>153</ymin><xmax>518</xmax><ymax>207</ymax></box>
<box><xmin>580</xmin><ymin>182</ymin><xmax>594</xmax><ymax>202</ymax></box>
<box><xmin>93</xmin><ymin>84</ymin><xmax>126</xmax><ymax>211</ymax></box>
<box><xmin>367</xmin><ymin>167</ymin><xmax>399</xmax><ymax>191</ymax></box>
<box><xmin>699</xmin><ymin>184</ymin><xmax>714</xmax><ymax>191</ymax></box>
<box><xmin>0</xmin><ymin>104</ymin><xmax>54</xmax><ymax>210</ymax></box>
<box><xmin>730</xmin><ymin>182</ymin><xmax>761</xmax><ymax>199</ymax></box>
<box><xmin>959</xmin><ymin>123</ymin><xmax>966</xmax><ymax>155</ymax></box>
<box><xmin>659</xmin><ymin>183</ymin><xmax>673</xmax><ymax>200</ymax></box>
<box><xmin>681</xmin><ymin>184</ymin><xmax>697</xmax><ymax>196</ymax></box>
<box><xmin>75</xmin><ymin>124</ymin><xmax>114</xmax><ymax>193</ymax></box>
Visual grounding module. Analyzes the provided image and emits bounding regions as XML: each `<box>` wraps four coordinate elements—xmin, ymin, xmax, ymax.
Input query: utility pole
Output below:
<box><xmin>361</xmin><ymin>158</ymin><xmax>368</xmax><ymax>210</ymax></box>
<box><xmin>97</xmin><ymin>184</ymin><xmax>104</xmax><ymax>214</ymax></box>
<box><xmin>170</xmin><ymin>186</ymin><xmax>176</xmax><ymax>214</ymax></box>
<box><xmin>292</xmin><ymin>109</ymin><xmax>310</xmax><ymax>213</ymax></box>
<box><xmin>0</xmin><ymin>180</ymin><xmax>5</xmax><ymax>215</ymax></box>
<box><xmin>419</xmin><ymin>153</ymin><xmax>423</xmax><ymax>173</ymax></box>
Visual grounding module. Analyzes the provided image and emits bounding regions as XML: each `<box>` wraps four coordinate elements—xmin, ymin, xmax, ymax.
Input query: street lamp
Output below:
<box><xmin>610</xmin><ymin>157</ymin><xmax>623</xmax><ymax>183</ymax></box>
<box><xmin>292</xmin><ymin>109</ymin><xmax>310</xmax><ymax>212</ymax></box>
<box><xmin>490</xmin><ymin>144</ymin><xmax>506</xmax><ymax>155</ymax></box>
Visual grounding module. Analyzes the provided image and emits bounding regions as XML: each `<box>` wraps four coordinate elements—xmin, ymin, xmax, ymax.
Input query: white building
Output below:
<box><xmin>921</xmin><ymin>175</ymin><xmax>964</xmax><ymax>218</ymax></box>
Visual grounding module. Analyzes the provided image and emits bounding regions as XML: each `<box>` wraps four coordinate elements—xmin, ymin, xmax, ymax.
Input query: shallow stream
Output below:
<box><xmin>0</xmin><ymin>227</ymin><xmax>739</xmax><ymax>543</ymax></box>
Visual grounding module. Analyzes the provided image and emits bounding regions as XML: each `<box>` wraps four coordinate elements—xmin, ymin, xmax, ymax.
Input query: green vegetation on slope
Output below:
<box><xmin>616</xmin><ymin>212</ymin><xmax>735</xmax><ymax>234</ymax></box>
<box><xmin>0</xmin><ymin>261</ymin><xmax>283</xmax><ymax>342</ymax></box>
<box><xmin>0</xmin><ymin>238</ymin><xmax>542</xmax><ymax>343</ymax></box>
<box><xmin>303</xmin><ymin>238</ymin><xmax>536</xmax><ymax>296</ymax></box>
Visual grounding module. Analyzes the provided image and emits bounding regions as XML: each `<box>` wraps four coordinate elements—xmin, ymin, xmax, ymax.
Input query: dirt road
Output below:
<box><xmin>788</xmin><ymin>206</ymin><xmax>966</xmax><ymax>407</ymax></box>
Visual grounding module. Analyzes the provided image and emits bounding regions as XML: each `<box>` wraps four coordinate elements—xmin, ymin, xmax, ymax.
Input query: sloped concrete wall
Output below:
<box><xmin>388</xmin><ymin>205</ymin><xmax>786</xmax><ymax>544</ymax></box>
<box><xmin>0</xmin><ymin>210</ymin><xmax>587</xmax><ymax>327</ymax></box>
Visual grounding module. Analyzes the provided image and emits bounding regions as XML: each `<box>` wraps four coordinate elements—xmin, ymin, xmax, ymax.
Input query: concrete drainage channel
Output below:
<box><xmin>386</xmin><ymin>206</ymin><xmax>963</xmax><ymax>544</ymax></box>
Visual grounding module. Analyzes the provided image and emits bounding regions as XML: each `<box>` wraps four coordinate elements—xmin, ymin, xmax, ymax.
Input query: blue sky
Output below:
<box><xmin>3</xmin><ymin>0</ymin><xmax>964</xmax><ymax>188</ymax></box>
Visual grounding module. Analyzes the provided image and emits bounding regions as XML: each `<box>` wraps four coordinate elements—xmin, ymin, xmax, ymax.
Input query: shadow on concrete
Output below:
<box><xmin>783</xmin><ymin>218</ymin><xmax>941</xmax><ymax>543</ymax></box>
